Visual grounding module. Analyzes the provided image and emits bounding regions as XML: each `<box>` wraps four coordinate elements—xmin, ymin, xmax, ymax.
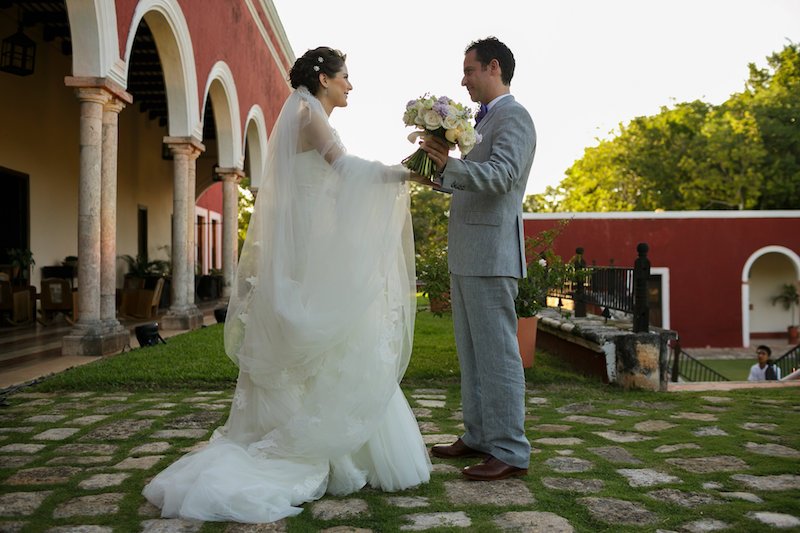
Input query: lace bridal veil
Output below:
<box><xmin>143</xmin><ymin>87</ymin><xmax>429</xmax><ymax>523</ymax></box>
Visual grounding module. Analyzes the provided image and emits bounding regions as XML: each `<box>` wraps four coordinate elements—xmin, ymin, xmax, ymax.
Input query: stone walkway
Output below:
<box><xmin>1</xmin><ymin>386</ymin><xmax>799</xmax><ymax>532</ymax></box>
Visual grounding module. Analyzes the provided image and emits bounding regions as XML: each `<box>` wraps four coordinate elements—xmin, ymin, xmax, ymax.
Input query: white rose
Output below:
<box><xmin>458</xmin><ymin>128</ymin><xmax>478</xmax><ymax>153</ymax></box>
<box><xmin>423</xmin><ymin>109</ymin><xmax>443</xmax><ymax>130</ymax></box>
<box><xmin>442</xmin><ymin>114</ymin><xmax>459</xmax><ymax>130</ymax></box>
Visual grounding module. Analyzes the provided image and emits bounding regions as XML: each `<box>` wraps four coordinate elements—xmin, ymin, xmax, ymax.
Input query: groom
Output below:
<box><xmin>419</xmin><ymin>36</ymin><xmax>536</xmax><ymax>481</ymax></box>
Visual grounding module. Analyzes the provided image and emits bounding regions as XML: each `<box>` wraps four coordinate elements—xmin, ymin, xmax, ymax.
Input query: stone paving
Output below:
<box><xmin>0</xmin><ymin>387</ymin><xmax>798</xmax><ymax>532</ymax></box>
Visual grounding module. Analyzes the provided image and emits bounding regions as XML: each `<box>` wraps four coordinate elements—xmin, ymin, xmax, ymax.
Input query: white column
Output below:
<box><xmin>186</xmin><ymin>149</ymin><xmax>199</xmax><ymax>308</ymax></box>
<box><xmin>216</xmin><ymin>167</ymin><xmax>244</xmax><ymax>299</ymax></box>
<box><xmin>74</xmin><ymin>88</ymin><xmax>107</xmax><ymax>330</ymax></box>
<box><xmin>63</xmin><ymin>77</ymin><xmax>132</xmax><ymax>356</ymax></box>
<box><xmin>162</xmin><ymin>137</ymin><xmax>205</xmax><ymax>330</ymax></box>
<box><xmin>101</xmin><ymin>98</ymin><xmax>126</xmax><ymax>326</ymax></box>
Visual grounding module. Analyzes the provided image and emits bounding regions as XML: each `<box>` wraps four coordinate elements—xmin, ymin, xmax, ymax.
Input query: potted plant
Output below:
<box><xmin>515</xmin><ymin>222</ymin><xmax>571</xmax><ymax>367</ymax></box>
<box><xmin>772</xmin><ymin>282</ymin><xmax>799</xmax><ymax>344</ymax></box>
<box><xmin>7</xmin><ymin>248</ymin><xmax>35</xmax><ymax>287</ymax></box>
<box><xmin>416</xmin><ymin>245</ymin><xmax>450</xmax><ymax>316</ymax></box>
<box><xmin>120</xmin><ymin>254</ymin><xmax>169</xmax><ymax>279</ymax></box>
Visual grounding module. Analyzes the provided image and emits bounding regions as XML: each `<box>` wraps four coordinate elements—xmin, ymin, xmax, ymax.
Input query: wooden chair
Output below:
<box><xmin>0</xmin><ymin>279</ymin><xmax>35</xmax><ymax>326</ymax></box>
<box><xmin>119</xmin><ymin>276</ymin><xmax>145</xmax><ymax>318</ymax></box>
<box><xmin>138</xmin><ymin>277</ymin><xmax>164</xmax><ymax>319</ymax></box>
<box><xmin>120</xmin><ymin>277</ymin><xmax>164</xmax><ymax>319</ymax></box>
<box><xmin>0</xmin><ymin>279</ymin><xmax>14</xmax><ymax>323</ymax></box>
<box><xmin>38</xmin><ymin>277</ymin><xmax>75</xmax><ymax>325</ymax></box>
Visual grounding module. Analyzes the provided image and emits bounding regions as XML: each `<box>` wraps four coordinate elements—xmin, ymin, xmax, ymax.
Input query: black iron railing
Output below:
<box><xmin>549</xmin><ymin>243</ymin><xmax>650</xmax><ymax>333</ymax></box>
<box><xmin>773</xmin><ymin>344</ymin><xmax>800</xmax><ymax>378</ymax></box>
<box><xmin>668</xmin><ymin>340</ymin><xmax>730</xmax><ymax>382</ymax></box>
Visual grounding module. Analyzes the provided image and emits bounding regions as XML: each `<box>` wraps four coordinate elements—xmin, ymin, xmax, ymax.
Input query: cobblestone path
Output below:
<box><xmin>1</xmin><ymin>387</ymin><xmax>798</xmax><ymax>532</ymax></box>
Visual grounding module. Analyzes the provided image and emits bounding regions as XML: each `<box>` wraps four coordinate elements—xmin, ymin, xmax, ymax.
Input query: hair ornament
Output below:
<box><xmin>313</xmin><ymin>65</ymin><xmax>320</xmax><ymax>72</ymax></box>
<box><xmin>317</xmin><ymin>56</ymin><xmax>324</xmax><ymax>63</ymax></box>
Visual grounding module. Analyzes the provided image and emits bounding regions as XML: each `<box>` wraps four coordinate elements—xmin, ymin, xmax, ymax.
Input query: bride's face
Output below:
<box><xmin>321</xmin><ymin>65</ymin><xmax>352</xmax><ymax>110</ymax></box>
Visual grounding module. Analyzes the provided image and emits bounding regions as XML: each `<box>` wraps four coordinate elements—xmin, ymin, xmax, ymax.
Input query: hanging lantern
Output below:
<box><xmin>0</xmin><ymin>23</ymin><xmax>36</xmax><ymax>76</ymax></box>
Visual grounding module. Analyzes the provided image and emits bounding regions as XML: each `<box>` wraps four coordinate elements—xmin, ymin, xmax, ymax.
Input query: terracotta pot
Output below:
<box><xmin>789</xmin><ymin>325</ymin><xmax>799</xmax><ymax>345</ymax></box>
<box><xmin>517</xmin><ymin>315</ymin><xmax>539</xmax><ymax>368</ymax></box>
<box><xmin>429</xmin><ymin>293</ymin><xmax>451</xmax><ymax>314</ymax></box>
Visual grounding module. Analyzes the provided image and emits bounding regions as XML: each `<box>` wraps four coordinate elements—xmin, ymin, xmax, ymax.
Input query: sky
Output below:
<box><xmin>269</xmin><ymin>0</ymin><xmax>799</xmax><ymax>196</ymax></box>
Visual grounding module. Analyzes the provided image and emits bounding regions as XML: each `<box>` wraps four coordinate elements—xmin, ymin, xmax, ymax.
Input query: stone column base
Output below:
<box><xmin>62</xmin><ymin>323</ymin><xmax>129</xmax><ymax>356</ymax></box>
<box><xmin>161</xmin><ymin>307</ymin><xmax>204</xmax><ymax>331</ymax></box>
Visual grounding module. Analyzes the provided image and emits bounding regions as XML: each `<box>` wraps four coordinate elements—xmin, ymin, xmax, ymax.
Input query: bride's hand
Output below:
<box><xmin>408</xmin><ymin>172</ymin><xmax>433</xmax><ymax>186</ymax></box>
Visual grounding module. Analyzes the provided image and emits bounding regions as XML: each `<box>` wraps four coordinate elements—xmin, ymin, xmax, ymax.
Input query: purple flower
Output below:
<box><xmin>432</xmin><ymin>101</ymin><xmax>449</xmax><ymax>118</ymax></box>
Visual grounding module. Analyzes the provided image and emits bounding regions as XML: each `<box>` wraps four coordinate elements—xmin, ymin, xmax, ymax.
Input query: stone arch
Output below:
<box><xmin>123</xmin><ymin>0</ymin><xmax>200</xmax><ymax>139</ymax></box>
<box><xmin>202</xmin><ymin>62</ymin><xmax>242</xmax><ymax>170</ymax></box>
<box><xmin>243</xmin><ymin>105</ymin><xmax>268</xmax><ymax>190</ymax></box>
<box><xmin>740</xmin><ymin>245</ymin><xmax>800</xmax><ymax>346</ymax></box>
<box><xmin>65</xmin><ymin>0</ymin><xmax>125</xmax><ymax>84</ymax></box>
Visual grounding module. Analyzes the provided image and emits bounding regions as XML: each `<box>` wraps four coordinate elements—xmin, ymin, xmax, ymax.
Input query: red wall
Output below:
<box><xmin>523</xmin><ymin>213</ymin><xmax>800</xmax><ymax>348</ymax></box>
<box><xmin>114</xmin><ymin>0</ymin><xmax>290</xmax><ymax>133</ymax></box>
<box><xmin>196</xmin><ymin>182</ymin><xmax>222</xmax><ymax>211</ymax></box>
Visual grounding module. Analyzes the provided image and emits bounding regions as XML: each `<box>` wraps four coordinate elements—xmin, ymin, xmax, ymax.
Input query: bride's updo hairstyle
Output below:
<box><xmin>289</xmin><ymin>47</ymin><xmax>347</xmax><ymax>94</ymax></box>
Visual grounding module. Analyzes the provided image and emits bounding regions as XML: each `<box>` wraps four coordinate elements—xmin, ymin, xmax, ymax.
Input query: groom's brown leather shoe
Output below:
<box><xmin>430</xmin><ymin>438</ymin><xmax>488</xmax><ymax>459</ymax></box>
<box><xmin>462</xmin><ymin>456</ymin><xmax>528</xmax><ymax>481</ymax></box>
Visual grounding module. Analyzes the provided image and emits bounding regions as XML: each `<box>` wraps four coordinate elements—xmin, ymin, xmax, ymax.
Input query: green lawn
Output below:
<box><xmin>9</xmin><ymin>310</ymin><xmax>799</xmax><ymax>532</ymax></box>
<box><xmin>697</xmin><ymin>359</ymin><xmax>755</xmax><ymax>381</ymax></box>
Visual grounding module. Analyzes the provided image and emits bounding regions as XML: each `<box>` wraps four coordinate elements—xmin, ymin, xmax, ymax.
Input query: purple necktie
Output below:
<box><xmin>475</xmin><ymin>103</ymin><xmax>488</xmax><ymax>125</ymax></box>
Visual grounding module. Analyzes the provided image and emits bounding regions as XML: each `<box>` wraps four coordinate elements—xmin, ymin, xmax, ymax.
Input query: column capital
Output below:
<box><xmin>73</xmin><ymin>87</ymin><xmax>111</xmax><ymax>106</ymax></box>
<box><xmin>103</xmin><ymin>98</ymin><xmax>127</xmax><ymax>115</ymax></box>
<box><xmin>163</xmin><ymin>136</ymin><xmax>205</xmax><ymax>159</ymax></box>
<box><xmin>214</xmin><ymin>166</ymin><xmax>245</xmax><ymax>183</ymax></box>
<box><xmin>65</xmin><ymin>76</ymin><xmax>133</xmax><ymax>104</ymax></box>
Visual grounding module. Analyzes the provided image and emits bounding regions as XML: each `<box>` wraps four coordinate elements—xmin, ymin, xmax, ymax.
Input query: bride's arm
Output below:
<box><xmin>300</xmin><ymin>103</ymin><xmax>345</xmax><ymax>165</ymax></box>
<box><xmin>302</xmin><ymin>105</ymin><xmax>411</xmax><ymax>184</ymax></box>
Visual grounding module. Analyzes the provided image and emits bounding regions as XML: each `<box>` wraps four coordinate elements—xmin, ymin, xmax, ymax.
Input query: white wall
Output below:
<box><xmin>0</xmin><ymin>14</ymin><xmax>79</xmax><ymax>289</ymax></box>
<box><xmin>0</xmin><ymin>11</ymin><xmax>179</xmax><ymax>290</ymax></box>
<box><xmin>749</xmin><ymin>252</ymin><xmax>797</xmax><ymax>333</ymax></box>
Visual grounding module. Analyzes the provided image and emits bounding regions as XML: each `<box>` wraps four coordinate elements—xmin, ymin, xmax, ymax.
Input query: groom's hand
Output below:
<box><xmin>420</xmin><ymin>136</ymin><xmax>451</xmax><ymax>173</ymax></box>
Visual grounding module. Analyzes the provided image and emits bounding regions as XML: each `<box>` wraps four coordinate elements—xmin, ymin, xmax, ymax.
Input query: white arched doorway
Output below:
<box><xmin>741</xmin><ymin>245</ymin><xmax>800</xmax><ymax>347</ymax></box>
<box><xmin>65</xmin><ymin>0</ymin><xmax>125</xmax><ymax>83</ymax></box>
<box><xmin>124</xmin><ymin>0</ymin><xmax>200</xmax><ymax>138</ymax></box>
<box><xmin>243</xmin><ymin>105</ymin><xmax>268</xmax><ymax>191</ymax></box>
<box><xmin>203</xmin><ymin>62</ymin><xmax>242</xmax><ymax>171</ymax></box>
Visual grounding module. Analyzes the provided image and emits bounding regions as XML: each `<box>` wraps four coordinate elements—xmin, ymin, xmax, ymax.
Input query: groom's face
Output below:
<box><xmin>462</xmin><ymin>50</ymin><xmax>490</xmax><ymax>104</ymax></box>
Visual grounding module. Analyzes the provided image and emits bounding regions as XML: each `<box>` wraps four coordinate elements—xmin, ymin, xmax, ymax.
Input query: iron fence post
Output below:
<box><xmin>574</xmin><ymin>247</ymin><xmax>586</xmax><ymax>318</ymax></box>
<box><xmin>633</xmin><ymin>242</ymin><xmax>650</xmax><ymax>333</ymax></box>
<box><xmin>671</xmin><ymin>338</ymin><xmax>681</xmax><ymax>382</ymax></box>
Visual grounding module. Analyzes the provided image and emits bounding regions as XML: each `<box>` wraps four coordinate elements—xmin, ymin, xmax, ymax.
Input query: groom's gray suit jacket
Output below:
<box><xmin>440</xmin><ymin>95</ymin><xmax>536</xmax><ymax>278</ymax></box>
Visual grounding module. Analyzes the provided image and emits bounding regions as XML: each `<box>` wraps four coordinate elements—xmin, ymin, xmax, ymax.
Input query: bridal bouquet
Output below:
<box><xmin>402</xmin><ymin>95</ymin><xmax>481</xmax><ymax>178</ymax></box>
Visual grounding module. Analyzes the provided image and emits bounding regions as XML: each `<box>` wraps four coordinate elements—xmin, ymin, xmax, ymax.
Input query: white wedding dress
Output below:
<box><xmin>142</xmin><ymin>88</ymin><xmax>431</xmax><ymax>523</ymax></box>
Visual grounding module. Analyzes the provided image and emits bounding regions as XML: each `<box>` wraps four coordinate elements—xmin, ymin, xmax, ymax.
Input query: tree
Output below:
<box><xmin>554</xmin><ymin>43</ymin><xmax>799</xmax><ymax>211</ymax></box>
<box><xmin>238</xmin><ymin>176</ymin><xmax>254</xmax><ymax>253</ymax></box>
<box><xmin>744</xmin><ymin>43</ymin><xmax>800</xmax><ymax>209</ymax></box>
<box><xmin>409</xmin><ymin>183</ymin><xmax>450</xmax><ymax>251</ymax></box>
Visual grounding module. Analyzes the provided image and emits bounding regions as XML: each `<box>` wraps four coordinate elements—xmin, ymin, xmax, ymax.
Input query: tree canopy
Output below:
<box><xmin>527</xmin><ymin>43</ymin><xmax>800</xmax><ymax>212</ymax></box>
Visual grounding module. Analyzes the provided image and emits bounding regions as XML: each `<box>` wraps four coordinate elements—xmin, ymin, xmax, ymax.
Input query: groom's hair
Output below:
<box><xmin>289</xmin><ymin>47</ymin><xmax>347</xmax><ymax>94</ymax></box>
<box><xmin>465</xmin><ymin>37</ymin><xmax>515</xmax><ymax>86</ymax></box>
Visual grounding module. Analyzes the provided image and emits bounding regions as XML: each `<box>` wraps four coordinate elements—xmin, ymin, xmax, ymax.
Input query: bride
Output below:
<box><xmin>143</xmin><ymin>46</ymin><xmax>431</xmax><ymax>523</ymax></box>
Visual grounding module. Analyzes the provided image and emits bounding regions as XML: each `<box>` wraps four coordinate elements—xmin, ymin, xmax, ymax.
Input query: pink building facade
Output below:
<box><xmin>523</xmin><ymin>211</ymin><xmax>800</xmax><ymax>348</ymax></box>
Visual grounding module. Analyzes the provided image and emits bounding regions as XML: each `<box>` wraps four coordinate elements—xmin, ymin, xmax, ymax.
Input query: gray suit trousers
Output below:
<box><xmin>451</xmin><ymin>273</ymin><xmax>530</xmax><ymax>468</ymax></box>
